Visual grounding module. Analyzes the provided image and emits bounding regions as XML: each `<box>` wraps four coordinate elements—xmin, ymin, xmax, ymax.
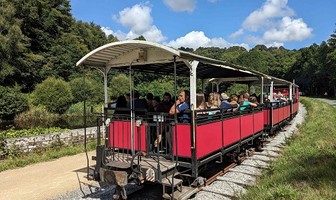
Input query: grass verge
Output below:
<box><xmin>241</xmin><ymin>97</ymin><xmax>336</xmax><ymax>200</ymax></box>
<box><xmin>0</xmin><ymin>141</ymin><xmax>97</xmax><ymax>172</ymax></box>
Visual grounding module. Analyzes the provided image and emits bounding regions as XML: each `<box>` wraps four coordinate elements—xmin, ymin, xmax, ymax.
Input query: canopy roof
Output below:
<box><xmin>77</xmin><ymin>40</ymin><xmax>269</xmax><ymax>80</ymax></box>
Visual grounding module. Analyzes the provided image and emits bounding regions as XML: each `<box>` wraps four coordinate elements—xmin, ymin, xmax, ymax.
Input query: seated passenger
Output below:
<box><xmin>229</xmin><ymin>95</ymin><xmax>239</xmax><ymax>111</ymax></box>
<box><xmin>169</xmin><ymin>90</ymin><xmax>190</xmax><ymax>123</ymax></box>
<box><xmin>249</xmin><ymin>96</ymin><xmax>259</xmax><ymax>107</ymax></box>
<box><xmin>158</xmin><ymin>92</ymin><xmax>173</xmax><ymax>113</ymax></box>
<box><xmin>196</xmin><ymin>93</ymin><xmax>206</xmax><ymax>114</ymax></box>
<box><xmin>239</xmin><ymin>92</ymin><xmax>258</xmax><ymax>111</ymax></box>
<box><xmin>220</xmin><ymin>92</ymin><xmax>232</xmax><ymax>111</ymax></box>
<box><xmin>207</xmin><ymin>92</ymin><xmax>221</xmax><ymax>115</ymax></box>
<box><xmin>127</xmin><ymin>90</ymin><xmax>147</xmax><ymax>109</ymax></box>
<box><xmin>114</xmin><ymin>95</ymin><xmax>128</xmax><ymax>114</ymax></box>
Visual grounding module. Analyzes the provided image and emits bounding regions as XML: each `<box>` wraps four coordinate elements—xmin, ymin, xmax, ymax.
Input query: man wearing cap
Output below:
<box><xmin>220</xmin><ymin>92</ymin><xmax>232</xmax><ymax>110</ymax></box>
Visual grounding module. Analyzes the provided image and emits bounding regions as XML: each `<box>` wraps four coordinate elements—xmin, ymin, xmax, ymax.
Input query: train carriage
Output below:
<box><xmin>76</xmin><ymin>40</ymin><xmax>299</xmax><ymax>199</ymax></box>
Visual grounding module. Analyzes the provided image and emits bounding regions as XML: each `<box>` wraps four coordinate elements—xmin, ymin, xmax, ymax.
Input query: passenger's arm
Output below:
<box><xmin>169</xmin><ymin>100</ymin><xmax>181</xmax><ymax>115</ymax></box>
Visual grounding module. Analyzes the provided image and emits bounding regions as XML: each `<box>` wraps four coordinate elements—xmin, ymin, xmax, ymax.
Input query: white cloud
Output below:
<box><xmin>263</xmin><ymin>17</ymin><xmax>313</xmax><ymax>42</ymax></box>
<box><xmin>101</xmin><ymin>27</ymin><xmax>113</xmax><ymax>36</ymax></box>
<box><xmin>231</xmin><ymin>0</ymin><xmax>312</xmax><ymax>47</ymax></box>
<box><xmin>243</xmin><ymin>0</ymin><xmax>294</xmax><ymax>31</ymax></box>
<box><xmin>230</xmin><ymin>28</ymin><xmax>244</xmax><ymax>40</ymax></box>
<box><xmin>164</xmin><ymin>0</ymin><xmax>196</xmax><ymax>13</ymax></box>
<box><xmin>165</xmin><ymin>31</ymin><xmax>248</xmax><ymax>50</ymax></box>
<box><xmin>111</xmin><ymin>4</ymin><xmax>166</xmax><ymax>42</ymax></box>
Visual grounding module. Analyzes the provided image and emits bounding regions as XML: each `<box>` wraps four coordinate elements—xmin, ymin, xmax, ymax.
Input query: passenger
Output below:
<box><xmin>114</xmin><ymin>95</ymin><xmax>128</xmax><ymax>114</ymax></box>
<box><xmin>169</xmin><ymin>90</ymin><xmax>190</xmax><ymax>123</ymax></box>
<box><xmin>152</xmin><ymin>96</ymin><xmax>161</xmax><ymax>112</ymax></box>
<box><xmin>220</xmin><ymin>92</ymin><xmax>232</xmax><ymax>111</ymax></box>
<box><xmin>127</xmin><ymin>90</ymin><xmax>147</xmax><ymax>109</ymax></box>
<box><xmin>195</xmin><ymin>93</ymin><xmax>207</xmax><ymax>115</ymax></box>
<box><xmin>249</xmin><ymin>96</ymin><xmax>259</xmax><ymax>107</ymax></box>
<box><xmin>146</xmin><ymin>93</ymin><xmax>154</xmax><ymax>111</ymax></box>
<box><xmin>229</xmin><ymin>95</ymin><xmax>239</xmax><ymax>111</ymax></box>
<box><xmin>206</xmin><ymin>92</ymin><xmax>214</xmax><ymax>108</ymax></box>
<box><xmin>158</xmin><ymin>92</ymin><xmax>173</xmax><ymax>113</ymax></box>
<box><xmin>239</xmin><ymin>92</ymin><xmax>258</xmax><ymax>111</ymax></box>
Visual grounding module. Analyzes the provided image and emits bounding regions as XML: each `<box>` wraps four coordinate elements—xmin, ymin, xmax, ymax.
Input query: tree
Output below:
<box><xmin>31</xmin><ymin>77</ymin><xmax>73</xmax><ymax>114</ymax></box>
<box><xmin>0</xmin><ymin>85</ymin><xmax>28</xmax><ymax>120</ymax></box>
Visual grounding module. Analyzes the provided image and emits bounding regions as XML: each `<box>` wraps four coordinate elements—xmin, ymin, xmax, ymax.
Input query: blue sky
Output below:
<box><xmin>70</xmin><ymin>0</ymin><xmax>336</xmax><ymax>50</ymax></box>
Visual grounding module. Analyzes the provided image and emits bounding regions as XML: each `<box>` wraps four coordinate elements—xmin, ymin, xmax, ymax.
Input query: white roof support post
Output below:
<box><xmin>216</xmin><ymin>81</ymin><xmax>219</xmax><ymax>92</ymax></box>
<box><xmin>289</xmin><ymin>83</ymin><xmax>293</xmax><ymax>101</ymax></box>
<box><xmin>260</xmin><ymin>77</ymin><xmax>264</xmax><ymax>104</ymax></box>
<box><xmin>186</xmin><ymin>60</ymin><xmax>199</xmax><ymax>110</ymax></box>
<box><xmin>270</xmin><ymin>81</ymin><xmax>274</xmax><ymax>101</ymax></box>
<box><xmin>104</xmin><ymin>71</ymin><xmax>108</xmax><ymax>107</ymax></box>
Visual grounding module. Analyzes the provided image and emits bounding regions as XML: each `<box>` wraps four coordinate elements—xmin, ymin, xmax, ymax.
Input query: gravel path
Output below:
<box><xmin>192</xmin><ymin>103</ymin><xmax>307</xmax><ymax>200</ymax></box>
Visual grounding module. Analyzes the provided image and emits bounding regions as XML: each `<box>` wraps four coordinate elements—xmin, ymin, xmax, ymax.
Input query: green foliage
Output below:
<box><xmin>31</xmin><ymin>77</ymin><xmax>73</xmax><ymax>114</ymax></box>
<box><xmin>109</xmin><ymin>73</ymin><xmax>130</xmax><ymax>99</ymax></box>
<box><xmin>0</xmin><ymin>127</ymin><xmax>63</xmax><ymax>139</ymax></box>
<box><xmin>136</xmin><ymin>79</ymin><xmax>175</xmax><ymax>97</ymax></box>
<box><xmin>0</xmin><ymin>85</ymin><xmax>28</xmax><ymax>120</ymax></box>
<box><xmin>14</xmin><ymin>106</ymin><xmax>59</xmax><ymax>129</ymax></box>
<box><xmin>70</xmin><ymin>77</ymin><xmax>103</xmax><ymax>104</ymax></box>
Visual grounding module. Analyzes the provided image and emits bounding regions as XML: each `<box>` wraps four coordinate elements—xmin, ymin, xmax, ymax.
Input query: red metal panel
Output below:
<box><xmin>134</xmin><ymin>125</ymin><xmax>146</xmax><ymax>151</ymax></box>
<box><xmin>279</xmin><ymin>107</ymin><xmax>284</xmax><ymax>122</ymax></box>
<box><xmin>285</xmin><ymin>105</ymin><xmax>290</xmax><ymax>119</ymax></box>
<box><xmin>241</xmin><ymin>114</ymin><xmax>254</xmax><ymax>139</ymax></box>
<box><xmin>253</xmin><ymin>111</ymin><xmax>264</xmax><ymax>132</ymax></box>
<box><xmin>273</xmin><ymin>109</ymin><xmax>279</xmax><ymax>125</ymax></box>
<box><xmin>173</xmin><ymin>124</ymin><xmax>191</xmax><ymax>158</ymax></box>
<box><xmin>108</xmin><ymin>121</ymin><xmax>146</xmax><ymax>151</ymax></box>
<box><xmin>223</xmin><ymin>117</ymin><xmax>240</xmax><ymax>147</ymax></box>
<box><xmin>196</xmin><ymin>121</ymin><xmax>222</xmax><ymax>159</ymax></box>
<box><xmin>263</xmin><ymin>109</ymin><xmax>270</xmax><ymax>126</ymax></box>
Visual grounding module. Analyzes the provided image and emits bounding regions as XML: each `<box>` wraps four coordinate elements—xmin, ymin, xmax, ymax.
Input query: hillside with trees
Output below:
<box><xmin>1</xmin><ymin>0</ymin><xmax>336</xmax><ymax>129</ymax></box>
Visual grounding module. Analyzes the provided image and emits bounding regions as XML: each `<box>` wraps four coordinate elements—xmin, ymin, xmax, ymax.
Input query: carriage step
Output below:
<box><xmin>162</xmin><ymin>176</ymin><xmax>183</xmax><ymax>199</ymax></box>
<box><xmin>162</xmin><ymin>176</ymin><xmax>182</xmax><ymax>187</ymax></box>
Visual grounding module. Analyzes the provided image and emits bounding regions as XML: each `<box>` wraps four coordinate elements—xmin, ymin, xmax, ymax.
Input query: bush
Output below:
<box><xmin>14</xmin><ymin>106</ymin><xmax>59</xmax><ymax>129</ymax></box>
<box><xmin>70</xmin><ymin>77</ymin><xmax>103</xmax><ymax>104</ymax></box>
<box><xmin>31</xmin><ymin>77</ymin><xmax>73</xmax><ymax>114</ymax></box>
<box><xmin>0</xmin><ymin>85</ymin><xmax>28</xmax><ymax>120</ymax></box>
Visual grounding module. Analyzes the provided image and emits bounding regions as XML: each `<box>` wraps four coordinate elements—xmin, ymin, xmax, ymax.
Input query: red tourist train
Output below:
<box><xmin>76</xmin><ymin>40</ymin><xmax>300</xmax><ymax>199</ymax></box>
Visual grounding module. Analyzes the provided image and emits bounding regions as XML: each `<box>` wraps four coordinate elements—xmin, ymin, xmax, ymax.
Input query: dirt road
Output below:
<box><xmin>0</xmin><ymin>151</ymin><xmax>97</xmax><ymax>200</ymax></box>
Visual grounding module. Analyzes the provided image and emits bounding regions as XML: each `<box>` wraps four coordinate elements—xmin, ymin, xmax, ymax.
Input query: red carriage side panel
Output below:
<box><xmin>273</xmin><ymin>108</ymin><xmax>279</xmax><ymax>125</ymax></box>
<box><xmin>279</xmin><ymin>107</ymin><xmax>284</xmax><ymax>122</ymax></box>
<box><xmin>240</xmin><ymin>114</ymin><xmax>254</xmax><ymax>139</ymax></box>
<box><xmin>263</xmin><ymin>109</ymin><xmax>270</xmax><ymax>126</ymax></box>
<box><xmin>173</xmin><ymin>124</ymin><xmax>191</xmax><ymax>158</ymax></box>
<box><xmin>196</xmin><ymin>121</ymin><xmax>222</xmax><ymax>159</ymax></box>
<box><xmin>285</xmin><ymin>105</ymin><xmax>290</xmax><ymax>119</ymax></box>
<box><xmin>108</xmin><ymin>121</ymin><xmax>146</xmax><ymax>151</ymax></box>
<box><xmin>223</xmin><ymin>117</ymin><xmax>240</xmax><ymax>147</ymax></box>
<box><xmin>253</xmin><ymin>111</ymin><xmax>264</xmax><ymax>133</ymax></box>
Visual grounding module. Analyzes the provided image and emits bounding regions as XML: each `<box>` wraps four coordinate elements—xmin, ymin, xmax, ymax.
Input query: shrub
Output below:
<box><xmin>109</xmin><ymin>73</ymin><xmax>130</xmax><ymax>99</ymax></box>
<box><xmin>14</xmin><ymin>106</ymin><xmax>59</xmax><ymax>129</ymax></box>
<box><xmin>31</xmin><ymin>77</ymin><xmax>73</xmax><ymax>114</ymax></box>
<box><xmin>70</xmin><ymin>77</ymin><xmax>103</xmax><ymax>104</ymax></box>
<box><xmin>0</xmin><ymin>85</ymin><xmax>28</xmax><ymax>120</ymax></box>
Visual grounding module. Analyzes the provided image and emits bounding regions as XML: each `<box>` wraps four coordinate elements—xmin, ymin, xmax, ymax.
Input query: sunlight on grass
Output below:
<box><xmin>241</xmin><ymin>97</ymin><xmax>336</xmax><ymax>200</ymax></box>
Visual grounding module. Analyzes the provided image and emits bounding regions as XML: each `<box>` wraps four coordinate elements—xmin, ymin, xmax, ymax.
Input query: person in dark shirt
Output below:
<box><xmin>169</xmin><ymin>90</ymin><xmax>190</xmax><ymax>123</ymax></box>
<box><xmin>220</xmin><ymin>92</ymin><xmax>232</xmax><ymax>111</ymax></box>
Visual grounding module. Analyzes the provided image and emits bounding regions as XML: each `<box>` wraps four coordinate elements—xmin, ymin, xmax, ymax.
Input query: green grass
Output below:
<box><xmin>241</xmin><ymin>97</ymin><xmax>336</xmax><ymax>200</ymax></box>
<box><xmin>0</xmin><ymin>141</ymin><xmax>97</xmax><ymax>172</ymax></box>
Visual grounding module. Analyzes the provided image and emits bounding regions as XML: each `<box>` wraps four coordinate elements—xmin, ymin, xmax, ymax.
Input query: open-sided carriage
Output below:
<box><xmin>76</xmin><ymin>40</ymin><xmax>299</xmax><ymax>199</ymax></box>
